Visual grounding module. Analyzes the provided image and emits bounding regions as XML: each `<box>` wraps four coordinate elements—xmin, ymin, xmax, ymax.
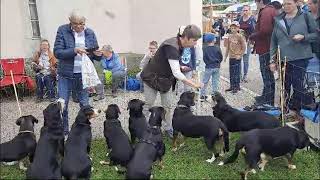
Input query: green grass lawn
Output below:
<box><xmin>1</xmin><ymin>133</ymin><xmax>319</xmax><ymax>179</ymax></box>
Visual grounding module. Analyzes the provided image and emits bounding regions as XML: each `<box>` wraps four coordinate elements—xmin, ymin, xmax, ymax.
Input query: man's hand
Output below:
<box><xmin>269</xmin><ymin>63</ymin><xmax>277</xmax><ymax>72</ymax></box>
<box><xmin>180</xmin><ymin>66</ymin><xmax>191</xmax><ymax>72</ymax></box>
<box><xmin>74</xmin><ymin>47</ymin><xmax>88</xmax><ymax>55</ymax></box>
<box><xmin>292</xmin><ymin>34</ymin><xmax>304</xmax><ymax>42</ymax></box>
<box><xmin>92</xmin><ymin>50</ymin><xmax>103</xmax><ymax>56</ymax></box>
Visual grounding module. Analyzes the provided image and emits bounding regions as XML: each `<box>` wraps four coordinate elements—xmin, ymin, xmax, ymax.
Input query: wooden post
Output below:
<box><xmin>10</xmin><ymin>70</ymin><xmax>22</xmax><ymax>117</ymax></box>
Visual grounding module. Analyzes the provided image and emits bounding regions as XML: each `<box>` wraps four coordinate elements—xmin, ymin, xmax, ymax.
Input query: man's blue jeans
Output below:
<box><xmin>58</xmin><ymin>73</ymin><xmax>89</xmax><ymax>134</ymax></box>
<box><xmin>35</xmin><ymin>73</ymin><xmax>55</xmax><ymax>99</ymax></box>
<box><xmin>200</xmin><ymin>67</ymin><xmax>220</xmax><ymax>96</ymax></box>
<box><xmin>242</xmin><ymin>44</ymin><xmax>251</xmax><ymax>79</ymax></box>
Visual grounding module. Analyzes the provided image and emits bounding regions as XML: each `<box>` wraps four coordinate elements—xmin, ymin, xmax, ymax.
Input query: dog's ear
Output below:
<box><xmin>29</xmin><ymin>115</ymin><xmax>39</xmax><ymax>124</ymax></box>
<box><xmin>16</xmin><ymin>117</ymin><xmax>23</xmax><ymax>126</ymax></box>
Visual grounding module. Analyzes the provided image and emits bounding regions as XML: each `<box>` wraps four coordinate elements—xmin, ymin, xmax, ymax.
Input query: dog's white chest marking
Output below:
<box><xmin>258</xmin><ymin>153</ymin><xmax>268</xmax><ymax>171</ymax></box>
<box><xmin>206</xmin><ymin>153</ymin><xmax>216</xmax><ymax>163</ymax></box>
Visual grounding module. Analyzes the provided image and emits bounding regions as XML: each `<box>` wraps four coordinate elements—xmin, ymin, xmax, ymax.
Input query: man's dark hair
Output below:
<box><xmin>271</xmin><ymin>1</ymin><xmax>282</xmax><ymax>9</ymax></box>
<box><xmin>255</xmin><ymin>0</ymin><xmax>272</xmax><ymax>5</ymax></box>
<box><xmin>180</xmin><ymin>25</ymin><xmax>202</xmax><ymax>40</ymax></box>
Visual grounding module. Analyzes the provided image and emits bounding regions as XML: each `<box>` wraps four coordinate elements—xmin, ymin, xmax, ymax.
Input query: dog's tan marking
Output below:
<box><xmin>285</xmin><ymin>154</ymin><xmax>297</xmax><ymax>170</ymax></box>
<box><xmin>158</xmin><ymin>160</ymin><xmax>164</xmax><ymax>170</ymax></box>
<box><xmin>258</xmin><ymin>153</ymin><xmax>269</xmax><ymax>171</ymax></box>
<box><xmin>19</xmin><ymin>161</ymin><xmax>27</xmax><ymax>171</ymax></box>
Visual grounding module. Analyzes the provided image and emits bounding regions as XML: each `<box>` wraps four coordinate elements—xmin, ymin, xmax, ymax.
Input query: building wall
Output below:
<box><xmin>1</xmin><ymin>0</ymin><xmax>202</xmax><ymax>58</ymax></box>
<box><xmin>130</xmin><ymin>0</ymin><xmax>203</xmax><ymax>54</ymax></box>
<box><xmin>1</xmin><ymin>0</ymin><xmax>39</xmax><ymax>58</ymax></box>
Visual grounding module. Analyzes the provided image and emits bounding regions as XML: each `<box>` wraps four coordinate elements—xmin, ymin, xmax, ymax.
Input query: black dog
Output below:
<box><xmin>26</xmin><ymin>100</ymin><xmax>65</xmax><ymax>180</ymax></box>
<box><xmin>128</xmin><ymin>99</ymin><xmax>148</xmax><ymax>143</ymax></box>
<box><xmin>172</xmin><ymin>91</ymin><xmax>229</xmax><ymax>163</ymax></box>
<box><xmin>101</xmin><ymin>104</ymin><xmax>133</xmax><ymax>172</ymax></box>
<box><xmin>0</xmin><ymin>115</ymin><xmax>38</xmax><ymax>170</ymax></box>
<box><xmin>126</xmin><ymin>107</ymin><xmax>166</xmax><ymax>180</ymax></box>
<box><xmin>61</xmin><ymin>105</ymin><xmax>101</xmax><ymax>180</ymax></box>
<box><xmin>212</xmin><ymin>92</ymin><xmax>280</xmax><ymax>132</ymax></box>
<box><xmin>219</xmin><ymin>126</ymin><xmax>310</xmax><ymax>180</ymax></box>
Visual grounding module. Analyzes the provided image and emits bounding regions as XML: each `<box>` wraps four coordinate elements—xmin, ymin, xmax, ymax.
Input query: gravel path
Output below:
<box><xmin>0</xmin><ymin>80</ymin><xmax>255</xmax><ymax>143</ymax></box>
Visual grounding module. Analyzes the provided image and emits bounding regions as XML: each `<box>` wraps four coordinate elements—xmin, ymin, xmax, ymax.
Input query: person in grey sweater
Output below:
<box><xmin>270</xmin><ymin>0</ymin><xmax>318</xmax><ymax>117</ymax></box>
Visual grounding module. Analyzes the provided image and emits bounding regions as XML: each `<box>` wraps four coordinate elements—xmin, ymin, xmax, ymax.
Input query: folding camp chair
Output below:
<box><xmin>0</xmin><ymin>58</ymin><xmax>35</xmax><ymax>99</ymax></box>
<box><xmin>120</xmin><ymin>57</ymin><xmax>128</xmax><ymax>92</ymax></box>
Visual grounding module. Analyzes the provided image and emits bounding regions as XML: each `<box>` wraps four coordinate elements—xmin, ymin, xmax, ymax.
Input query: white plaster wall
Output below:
<box><xmin>37</xmin><ymin>0</ymin><xmax>132</xmax><ymax>54</ymax></box>
<box><xmin>1</xmin><ymin>0</ymin><xmax>40</xmax><ymax>58</ymax></box>
<box><xmin>1</xmin><ymin>0</ymin><xmax>202</xmax><ymax>58</ymax></box>
<box><xmin>130</xmin><ymin>0</ymin><xmax>203</xmax><ymax>54</ymax></box>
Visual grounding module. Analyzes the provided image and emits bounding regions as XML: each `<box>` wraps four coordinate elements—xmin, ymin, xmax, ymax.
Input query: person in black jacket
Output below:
<box><xmin>200</xmin><ymin>33</ymin><xmax>223</xmax><ymax>101</ymax></box>
<box><xmin>140</xmin><ymin>25</ymin><xmax>202</xmax><ymax>138</ymax></box>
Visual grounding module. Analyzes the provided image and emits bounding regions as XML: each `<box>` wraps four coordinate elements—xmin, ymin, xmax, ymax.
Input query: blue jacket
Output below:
<box><xmin>101</xmin><ymin>52</ymin><xmax>125</xmax><ymax>73</ymax></box>
<box><xmin>203</xmin><ymin>45</ymin><xmax>223</xmax><ymax>69</ymax></box>
<box><xmin>53</xmin><ymin>24</ymin><xmax>100</xmax><ymax>78</ymax></box>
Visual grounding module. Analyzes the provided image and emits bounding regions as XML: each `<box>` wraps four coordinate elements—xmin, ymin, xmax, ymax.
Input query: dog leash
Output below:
<box><xmin>286</xmin><ymin>123</ymin><xmax>319</xmax><ymax>146</ymax></box>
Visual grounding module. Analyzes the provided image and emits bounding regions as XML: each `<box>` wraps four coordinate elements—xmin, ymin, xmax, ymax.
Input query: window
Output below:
<box><xmin>28</xmin><ymin>0</ymin><xmax>40</xmax><ymax>38</ymax></box>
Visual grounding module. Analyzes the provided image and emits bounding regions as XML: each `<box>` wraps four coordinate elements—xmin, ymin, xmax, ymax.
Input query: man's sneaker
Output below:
<box><xmin>200</xmin><ymin>95</ymin><xmax>207</xmax><ymax>102</ymax></box>
<box><xmin>164</xmin><ymin>129</ymin><xmax>173</xmax><ymax>139</ymax></box>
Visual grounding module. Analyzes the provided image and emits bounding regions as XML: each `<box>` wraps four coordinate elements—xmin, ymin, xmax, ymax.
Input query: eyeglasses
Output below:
<box><xmin>71</xmin><ymin>21</ymin><xmax>85</xmax><ymax>26</ymax></box>
<box><xmin>243</xmin><ymin>9</ymin><xmax>249</xmax><ymax>12</ymax></box>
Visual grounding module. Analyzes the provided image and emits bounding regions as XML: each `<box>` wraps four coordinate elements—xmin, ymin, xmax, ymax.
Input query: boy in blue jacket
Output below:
<box><xmin>200</xmin><ymin>33</ymin><xmax>223</xmax><ymax>101</ymax></box>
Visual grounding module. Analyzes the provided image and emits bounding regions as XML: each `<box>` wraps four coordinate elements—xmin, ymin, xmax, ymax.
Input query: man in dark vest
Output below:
<box><xmin>140</xmin><ymin>25</ymin><xmax>202</xmax><ymax>138</ymax></box>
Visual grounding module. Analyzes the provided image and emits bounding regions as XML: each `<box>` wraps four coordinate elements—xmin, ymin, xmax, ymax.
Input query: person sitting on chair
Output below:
<box><xmin>32</xmin><ymin>39</ymin><xmax>57</xmax><ymax>102</ymax></box>
<box><xmin>95</xmin><ymin>45</ymin><xmax>125</xmax><ymax>99</ymax></box>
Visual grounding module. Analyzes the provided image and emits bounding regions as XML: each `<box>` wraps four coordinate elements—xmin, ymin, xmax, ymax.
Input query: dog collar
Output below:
<box><xmin>177</xmin><ymin>104</ymin><xmax>189</xmax><ymax>108</ymax></box>
<box><xmin>18</xmin><ymin>130</ymin><xmax>34</xmax><ymax>135</ymax></box>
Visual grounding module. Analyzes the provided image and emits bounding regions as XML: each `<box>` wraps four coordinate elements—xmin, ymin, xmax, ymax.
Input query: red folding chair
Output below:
<box><xmin>0</xmin><ymin>58</ymin><xmax>35</xmax><ymax>97</ymax></box>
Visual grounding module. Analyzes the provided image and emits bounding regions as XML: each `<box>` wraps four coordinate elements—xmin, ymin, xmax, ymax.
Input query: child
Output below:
<box><xmin>224</xmin><ymin>21</ymin><xmax>246</xmax><ymax>94</ymax></box>
<box><xmin>200</xmin><ymin>33</ymin><xmax>223</xmax><ymax>101</ymax></box>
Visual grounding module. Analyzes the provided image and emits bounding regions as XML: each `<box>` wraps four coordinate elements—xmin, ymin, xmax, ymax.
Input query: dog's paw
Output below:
<box><xmin>114</xmin><ymin>166</ymin><xmax>119</xmax><ymax>172</ymax></box>
<box><xmin>205</xmin><ymin>157</ymin><xmax>216</xmax><ymax>163</ymax></box>
<box><xmin>90</xmin><ymin>157</ymin><xmax>93</xmax><ymax>161</ymax></box>
<box><xmin>251</xmin><ymin>169</ymin><xmax>256</xmax><ymax>174</ymax></box>
<box><xmin>172</xmin><ymin>147</ymin><xmax>178</xmax><ymax>152</ymax></box>
<box><xmin>2</xmin><ymin>161</ymin><xmax>17</xmax><ymax>166</ymax></box>
<box><xmin>19</xmin><ymin>161</ymin><xmax>27</xmax><ymax>171</ymax></box>
<box><xmin>106</xmin><ymin>152</ymin><xmax>109</xmax><ymax>157</ymax></box>
<box><xmin>218</xmin><ymin>161</ymin><xmax>224</xmax><ymax>166</ymax></box>
<box><xmin>99</xmin><ymin>161</ymin><xmax>110</xmax><ymax>165</ymax></box>
<box><xmin>179</xmin><ymin>142</ymin><xmax>185</xmax><ymax>148</ymax></box>
<box><xmin>219</xmin><ymin>152</ymin><xmax>225</xmax><ymax>157</ymax></box>
<box><xmin>91</xmin><ymin>167</ymin><xmax>94</xmax><ymax>172</ymax></box>
<box><xmin>288</xmin><ymin>164</ymin><xmax>297</xmax><ymax>170</ymax></box>
<box><xmin>150</xmin><ymin>174</ymin><xmax>154</xmax><ymax>179</ymax></box>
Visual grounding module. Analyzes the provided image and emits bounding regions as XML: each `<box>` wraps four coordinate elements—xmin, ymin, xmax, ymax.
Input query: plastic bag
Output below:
<box><xmin>81</xmin><ymin>54</ymin><xmax>101</xmax><ymax>89</ymax></box>
<box><xmin>104</xmin><ymin>70</ymin><xmax>112</xmax><ymax>86</ymax></box>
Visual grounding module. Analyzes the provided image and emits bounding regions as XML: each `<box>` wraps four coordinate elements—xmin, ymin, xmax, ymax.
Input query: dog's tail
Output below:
<box><xmin>221</xmin><ymin>138</ymin><xmax>245</xmax><ymax>165</ymax></box>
